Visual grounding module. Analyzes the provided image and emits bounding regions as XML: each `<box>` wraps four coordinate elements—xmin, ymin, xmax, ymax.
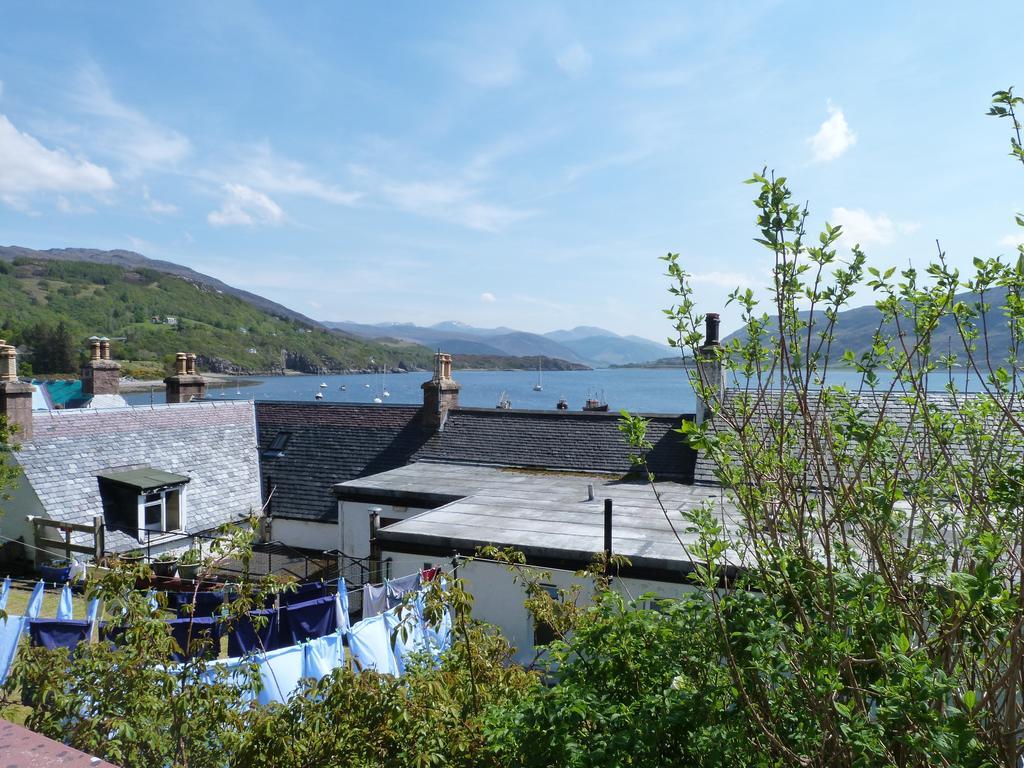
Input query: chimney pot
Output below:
<box><xmin>421</xmin><ymin>351</ymin><xmax>460</xmax><ymax>430</ymax></box>
<box><xmin>186</xmin><ymin>353</ymin><xmax>197</xmax><ymax>376</ymax></box>
<box><xmin>704</xmin><ymin>313</ymin><xmax>721</xmax><ymax>347</ymax></box>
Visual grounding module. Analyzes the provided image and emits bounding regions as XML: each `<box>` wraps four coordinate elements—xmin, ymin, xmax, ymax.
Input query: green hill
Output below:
<box><xmin>0</xmin><ymin>258</ymin><xmax>437</xmax><ymax>375</ymax></box>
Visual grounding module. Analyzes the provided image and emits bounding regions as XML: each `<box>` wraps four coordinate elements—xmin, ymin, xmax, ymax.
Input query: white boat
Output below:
<box><xmin>496</xmin><ymin>391</ymin><xmax>512</xmax><ymax>409</ymax></box>
<box><xmin>373</xmin><ymin>396</ymin><xmax>383</xmax><ymax>404</ymax></box>
<box><xmin>314</xmin><ymin>391</ymin><xmax>324</xmax><ymax>400</ymax></box>
<box><xmin>319</xmin><ymin>382</ymin><xmax>327</xmax><ymax>388</ymax></box>
<box><xmin>339</xmin><ymin>384</ymin><xmax>346</xmax><ymax>391</ymax></box>
<box><xmin>533</xmin><ymin>358</ymin><xmax>543</xmax><ymax>391</ymax></box>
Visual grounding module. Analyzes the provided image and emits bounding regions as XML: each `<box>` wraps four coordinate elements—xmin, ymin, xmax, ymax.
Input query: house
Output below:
<box><xmin>0</xmin><ymin>343</ymin><xmax>260</xmax><ymax>566</ymax></box>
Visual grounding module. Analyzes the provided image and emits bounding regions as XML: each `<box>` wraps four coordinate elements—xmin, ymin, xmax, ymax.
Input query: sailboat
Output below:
<box><xmin>496</xmin><ymin>391</ymin><xmax>512</xmax><ymax>409</ymax></box>
<box><xmin>533</xmin><ymin>358</ymin><xmax>543</xmax><ymax>392</ymax></box>
<box><xmin>382</xmin><ymin>363</ymin><xmax>390</xmax><ymax>398</ymax></box>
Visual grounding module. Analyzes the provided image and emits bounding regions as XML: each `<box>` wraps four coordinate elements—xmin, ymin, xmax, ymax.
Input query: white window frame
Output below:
<box><xmin>136</xmin><ymin>485</ymin><xmax>187</xmax><ymax>542</ymax></box>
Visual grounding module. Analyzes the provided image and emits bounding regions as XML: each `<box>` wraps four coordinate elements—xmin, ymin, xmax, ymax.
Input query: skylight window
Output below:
<box><xmin>264</xmin><ymin>431</ymin><xmax>292</xmax><ymax>457</ymax></box>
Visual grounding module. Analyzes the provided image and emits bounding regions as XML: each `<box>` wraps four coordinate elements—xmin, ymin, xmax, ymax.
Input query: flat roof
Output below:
<box><xmin>355</xmin><ymin>462</ymin><xmax>746</xmax><ymax>574</ymax></box>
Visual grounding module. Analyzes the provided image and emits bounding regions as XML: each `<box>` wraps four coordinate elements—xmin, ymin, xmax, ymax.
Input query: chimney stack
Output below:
<box><xmin>165</xmin><ymin>351</ymin><xmax>206</xmax><ymax>403</ymax></box>
<box><xmin>0</xmin><ymin>343</ymin><xmax>35</xmax><ymax>443</ymax></box>
<box><xmin>695</xmin><ymin>313</ymin><xmax>724</xmax><ymax>426</ymax></box>
<box><xmin>421</xmin><ymin>352</ymin><xmax>460</xmax><ymax>430</ymax></box>
<box><xmin>81</xmin><ymin>336</ymin><xmax>121</xmax><ymax>397</ymax></box>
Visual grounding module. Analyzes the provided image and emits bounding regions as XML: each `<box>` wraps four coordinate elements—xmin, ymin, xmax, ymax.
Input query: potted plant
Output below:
<box><xmin>40</xmin><ymin>558</ymin><xmax>73</xmax><ymax>584</ymax></box>
<box><xmin>152</xmin><ymin>551</ymin><xmax>180</xmax><ymax>578</ymax></box>
<box><xmin>177</xmin><ymin>548</ymin><xmax>203</xmax><ymax>581</ymax></box>
<box><xmin>117</xmin><ymin>549</ymin><xmax>145</xmax><ymax>566</ymax></box>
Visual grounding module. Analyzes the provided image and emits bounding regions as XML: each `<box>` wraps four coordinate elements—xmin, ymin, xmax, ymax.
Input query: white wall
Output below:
<box><xmin>338</xmin><ymin>500</ymin><xmax>430</xmax><ymax>561</ymax></box>
<box><xmin>383</xmin><ymin>549</ymin><xmax>698</xmax><ymax>667</ymax></box>
<box><xmin>270</xmin><ymin>518</ymin><xmax>338</xmax><ymax>553</ymax></box>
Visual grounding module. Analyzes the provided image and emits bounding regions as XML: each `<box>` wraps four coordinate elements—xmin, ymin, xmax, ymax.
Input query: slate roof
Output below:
<box><xmin>692</xmin><ymin>387</ymin><xmax>1017</xmax><ymax>486</ymax></box>
<box><xmin>16</xmin><ymin>400</ymin><xmax>262</xmax><ymax>552</ymax></box>
<box><xmin>256</xmin><ymin>402</ymin><xmax>434</xmax><ymax>523</ymax></box>
<box><xmin>256</xmin><ymin>402</ymin><xmax>695</xmax><ymax>523</ymax></box>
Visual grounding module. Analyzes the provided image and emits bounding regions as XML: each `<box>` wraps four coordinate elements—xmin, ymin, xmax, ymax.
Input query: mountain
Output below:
<box><xmin>721</xmin><ymin>287</ymin><xmax>1015</xmax><ymax>363</ymax></box>
<box><xmin>322</xmin><ymin>321</ymin><xmax>592</xmax><ymax>365</ymax></box>
<box><xmin>324</xmin><ymin>320</ymin><xmax>674</xmax><ymax>367</ymax></box>
<box><xmin>0</xmin><ymin>246</ymin><xmax>322</xmax><ymax>328</ymax></box>
<box><xmin>0</xmin><ymin>256</ymin><xmax>437</xmax><ymax>375</ymax></box>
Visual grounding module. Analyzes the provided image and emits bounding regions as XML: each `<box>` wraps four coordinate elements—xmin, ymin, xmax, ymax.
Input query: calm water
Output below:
<box><xmin>122</xmin><ymin>367</ymin><xmax>988</xmax><ymax>414</ymax></box>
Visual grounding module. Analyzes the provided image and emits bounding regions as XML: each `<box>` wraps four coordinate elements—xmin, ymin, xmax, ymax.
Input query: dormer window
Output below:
<box><xmin>98</xmin><ymin>468</ymin><xmax>190</xmax><ymax>542</ymax></box>
<box><xmin>263</xmin><ymin>431</ymin><xmax>292</xmax><ymax>458</ymax></box>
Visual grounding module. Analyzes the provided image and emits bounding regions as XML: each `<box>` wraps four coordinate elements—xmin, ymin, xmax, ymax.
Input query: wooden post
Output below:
<box><xmin>93</xmin><ymin>516</ymin><xmax>104</xmax><ymax>563</ymax></box>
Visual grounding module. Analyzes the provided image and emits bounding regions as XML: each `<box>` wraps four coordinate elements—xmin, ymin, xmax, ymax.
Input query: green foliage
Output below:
<box><xmin>0</xmin><ymin>259</ymin><xmax>436</xmax><ymax>373</ymax></box>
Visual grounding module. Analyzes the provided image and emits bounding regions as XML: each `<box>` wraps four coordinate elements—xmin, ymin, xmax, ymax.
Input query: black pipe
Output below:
<box><xmin>603</xmin><ymin>498</ymin><xmax>613</xmax><ymax>565</ymax></box>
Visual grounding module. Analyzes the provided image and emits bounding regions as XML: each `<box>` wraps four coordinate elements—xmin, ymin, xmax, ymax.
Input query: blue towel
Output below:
<box><xmin>348</xmin><ymin>614</ymin><xmax>400</xmax><ymax>676</ymax></box>
<box><xmin>303</xmin><ymin>631</ymin><xmax>345</xmax><ymax>681</ymax></box>
<box><xmin>281</xmin><ymin>595</ymin><xmax>335</xmax><ymax>645</ymax></box>
<box><xmin>167</xmin><ymin>617</ymin><xmax>222</xmax><ymax>662</ymax></box>
<box><xmin>177</xmin><ymin>591</ymin><xmax>225</xmax><ymax>618</ymax></box>
<box><xmin>336</xmin><ymin>578</ymin><xmax>350</xmax><ymax>631</ymax></box>
<box><xmin>0</xmin><ymin>615</ymin><xmax>27</xmax><ymax>686</ymax></box>
<box><xmin>227</xmin><ymin>608</ymin><xmax>280</xmax><ymax>656</ymax></box>
<box><xmin>25</xmin><ymin>581</ymin><xmax>44</xmax><ymax>619</ymax></box>
<box><xmin>282</xmin><ymin>581</ymin><xmax>325</xmax><ymax>606</ymax></box>
<box><xmin>86</xmin><ymin>598</ymin><xmax>100</xmax><ymax>628</ymax></box>
<box><xmin>0</xmin><ymin>577</ymin><xmax>9</xmax><ymax>611</ymax></box>
<box><xmin>57</xmin><ymin>584</ymin><xmax>74</xmax><ymax>621</ymax></box>
<box><xmin>255</xmin><ymin>644</ymin><xmax>305</xmax><ymax>705</ymax></box>
<box><xmin>29</xmin><ymin>620</ymin><xmax>91</xmax><ymax>651</ymax></box>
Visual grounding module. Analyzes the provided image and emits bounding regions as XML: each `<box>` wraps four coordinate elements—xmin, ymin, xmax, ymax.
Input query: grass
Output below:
<box><xmin>2</xmin><ymin>581</ymin><xmax>91</xmax><ymax>619</ymax></box>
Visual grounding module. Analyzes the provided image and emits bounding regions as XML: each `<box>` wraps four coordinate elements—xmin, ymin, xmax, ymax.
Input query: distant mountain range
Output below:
<box><xmin>322</xmin><ymin>320</ymin><xmax>675</xmax><ymax>368</ymax></box>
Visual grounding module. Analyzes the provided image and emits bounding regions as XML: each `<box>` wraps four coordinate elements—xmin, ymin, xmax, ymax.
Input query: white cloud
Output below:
<box><xmin>207</xmin><ymin>183</ymin><xmax>284</xmax><ymax>227</ymax></box>
<box><xmin>143</xmin><ymin>186</ymin><xmax>178</xmax><ymax>214</ymax></box>
<box><xmin>999</xmin><ymin>233</ymin><xmax>1024</xmax><ymax>249</ymax></box>
<box><xmin>831</xmin><ymin>207</ymin><xmax>918</xmax><ymax>247</ymax></box>
<box><xmin>224</xmin><ymin>143</ymin><xmax>361</xmax><ymax>206</ymax></box>
<box><xmin>0</xmin><ymin>114</ymin><xmax>114</xmax><ymax>207</ymax></box>
<box><xmin>56</xmin><ymin>195</ymin><xmax>95</xmax><ymax>214</ymax></box>
<box><xmin>481</xmin><ymin>292</ymin><xmax>496</xmax><ymax>303</ymax></box>
<box><xmin>454</xmin><ymin>47</ymin><xmax>521</xmax><ymax>88</ymax></box>
<box><xmin>0</xmin><ymin>80</ymin><xmax>4</xmax><ymax>99</ymax></box>
<box><xmin>556</xmin><ymin>43</ymin><xmax>591</xmax><ymax>77</ymax></box>
<box><xmin>72</xmin><ymin>63</ymin><xmax>190</xmax><ymax>174</ymax></box>
<box><xmin>360</xmin><ymin>171</ymin><xmax>533</xmax><ymax>232</ymax></box>
<box><xmin>808</xmin><ymin>101</ymin><xmax>857</xmax><ymax>162</ymax></box>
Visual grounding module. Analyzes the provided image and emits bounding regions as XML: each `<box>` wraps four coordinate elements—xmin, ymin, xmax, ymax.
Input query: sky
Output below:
<box><xmin>1</xmin><ymin>2</ymin><xmax>1022</xmax><ymax>341</ymax></box>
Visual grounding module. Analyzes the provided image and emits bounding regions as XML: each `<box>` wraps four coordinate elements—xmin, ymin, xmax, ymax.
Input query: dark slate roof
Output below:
<box><xmin>16</xmin><ymin>400</ymin><xmax>262</xmax><ymax>552</ymax></box>
<box><xmin>692</xmin><ymin>388</ymin><xmax>1012</xmax><ymax>486</ymax></box>
<box><xmin>256</xmin><ymin>402</ymin><xmax>695</xmax><ymax>522</ymax></box>
<box><xmin>256</xmin><ymin>402</ymin><xmax>435</xmax><ymax>523</ymax></box>
<box><xmin>419</xmin><ymin>407</ymin><xmax>694</xmax><ymax>480</ymax></box>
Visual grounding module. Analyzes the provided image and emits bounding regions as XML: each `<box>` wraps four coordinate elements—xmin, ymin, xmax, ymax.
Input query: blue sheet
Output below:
<box><xmin>29</xmin><ymin>619</ymin><xmax>91</xmax><ymax>651</ymax></box>
<box><xmin>348</xmin><ymin>614</ymin><xmax>400</xmax><ymax>676</ymax></box>
<box><xmin>0</xmin><ymin>615</ymin><xmax>27</xmax><ymax>686</ymax></box>
<box><xmin>0</xmin><ymin>576</ymin><xmax>9</xmax><ymax>611</ymax></box>
<box><xmin>86</xmin><ymin>598</ymin><xmax>100</xmax><ymax>628</ymax></box>
<box><xmin>25</xmin><ymin>581</ymin><xmax>44</xmax><ymax>619</ymax></box>
<box><xmin>201</xmin><ymin>656</ymin><xmax>257</xmax><ymax>706</ymax></box>
<box><xmin>57</xmin><ymin>584</ymin><xmax>74</xmax><ymax>620</ymax></box>
<box><xmin>281</xmin><ymin>595</ymin><xmax>335</xmax><ymax>645</ymax></box>
<box><xmin>303</xmin><ymin>631</ymin><xmax>345</xmax><ymax>681</ymax></box>
<box><xmin>282</xmin><ymin>581</ymin><xmax>324</xmax><ymax>606</ymax></box>
<box><xmin>335</xmin><ymin>590</ymin><xmax>349</xmax><ymax>633</ymax></box>
<box><xmin>227</xmin><ymin>608</ymin><xmax>280</xmax><ymax>656</ymax></box>
<box><xmin>385</xmin><ymin>608</ymin><xmax>427</xmax><ymax>675</ymax></box>
<box><xmin>167</xmin><ymin>617</ymin><xmax>222</xmax><ymax>662</ymax></box>
<box><xmin>255</xmin><ymin>644</ymin><xmax>305</xmax><ymax>705</ymax></box>
<box><xmin>177</xmin><ymin>591</ymin><xmax>225</xmax><ymax>618</ymax></box>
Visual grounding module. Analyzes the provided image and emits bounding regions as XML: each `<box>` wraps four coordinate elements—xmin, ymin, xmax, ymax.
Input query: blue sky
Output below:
<box><xmin>1</xmin><ymin>2</ymin><xmax>1022</xmax><ymax>341</ymax></box>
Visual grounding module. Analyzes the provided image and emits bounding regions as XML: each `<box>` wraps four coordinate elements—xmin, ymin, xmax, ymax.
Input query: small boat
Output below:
<box><xmin>339</xmin><ymin>384</ymin><xmax>346</xmax><ymax>391</ymax></box>
<box><xmin>533</xmin><ymin>358</ymin><xmax>543</xmax><ymax>392</ymax></box>
<box><xmin>372</xmin><ymin>396</ymin><xmax>383</xmax><ymax>404</ymax></box>
<box><xmin>582</xmin><ymin>390</ymin><xmax>608</xmax><ymax>412</ymax></box>
<box><xmin>496</xmin><ymin>391</ymin><xmax>512</xmax><ymax>409</ymax></box>
<box><xmin>383</xmin><ymin>389</ymin><xmax>390</xmax><ymax>398</ymax></box>
<box><xmin>364</xmin><ymin>383</ymin><xmax>370</xmax><ymax>388</ymax></box>
<box><xmin>556</xmin><ymin>397</ymin><xmax>568</xmax><ymax>410</ymax></box>
<box><xmin>319</xmin><ymin>382</ymin><xmax>327</xmax><ymax>388</ymax></box>
<box><xmin>314</xmin><ymin>391</ymin><xmax>324</xmax><ymax>400</ymax></box>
